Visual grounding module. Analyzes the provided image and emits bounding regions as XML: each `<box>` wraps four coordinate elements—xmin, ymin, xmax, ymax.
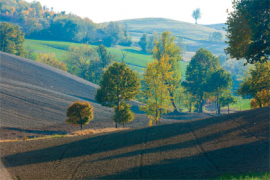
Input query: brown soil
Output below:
<box><xmin>0</xmin><ymin>107</ymin><xmax>269</xmax><ymax>179</ymax></box>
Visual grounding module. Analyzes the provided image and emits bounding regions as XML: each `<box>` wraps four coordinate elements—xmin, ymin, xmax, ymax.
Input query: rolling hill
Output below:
<box><xmin>113</xmin><ymin>18</ymin><xmax>227</xmax><ymax>55</ymax></box>
<box><xmin>0</xmin><ymin>52</ymin><xmax>201</xmax><ymax>140</ymax></box>
<box><xmin>116</xmin><ymin>18</ymin><xmax>226</xmax><ymax>42</ymax></box>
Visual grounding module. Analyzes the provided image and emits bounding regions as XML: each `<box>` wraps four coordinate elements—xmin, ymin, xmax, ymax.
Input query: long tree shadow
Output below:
<box><xmin>1</xmin><ymin>107</ymin><xmax>269</xmax><ymax>172</ymax></box>
<box><xmin>97</xmin><ymin>140</ymin><xmax>269</xmax><ymax>179</ymax></box>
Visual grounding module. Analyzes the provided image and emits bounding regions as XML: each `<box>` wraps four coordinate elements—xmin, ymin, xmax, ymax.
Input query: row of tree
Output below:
<box><xmin>1</xmin><ymin>0</ymin><xmax>132</xmax><ymax>47</ymax></box>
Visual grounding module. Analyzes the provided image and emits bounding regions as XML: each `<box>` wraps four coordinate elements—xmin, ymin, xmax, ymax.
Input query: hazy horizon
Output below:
<box><xmin>24</xmin><ymin>0</ymin><xmax>233</xmax><ymax>25</ymax></box>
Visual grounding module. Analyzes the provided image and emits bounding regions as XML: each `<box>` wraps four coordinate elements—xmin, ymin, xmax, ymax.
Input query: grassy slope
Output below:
<box><xmin>25</xmin><ymin>39</ymin><xmax>188</xmax><ymax>76</ymax></box>
<box><xmin>116</xmin><ymin>18</ymin><xmax>226</xmax><ymax>41</ymax></box>
<box><xmin>25</xmin><ymin>39</ymin><xmax>250</xmax><ymax>110</ymax></box>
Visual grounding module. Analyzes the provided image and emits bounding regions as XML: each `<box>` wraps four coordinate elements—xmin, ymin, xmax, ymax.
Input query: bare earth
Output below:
<box><xmin>0</xmin><ymin>52</ymin><xmax>269</xmax><ymax>179</ymax></box>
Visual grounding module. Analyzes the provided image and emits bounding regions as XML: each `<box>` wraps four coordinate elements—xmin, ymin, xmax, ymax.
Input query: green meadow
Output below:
<box><xmin>25</xmin><ymin>39</ymin><xmax>188</xmax><ymax>76</ymax></box>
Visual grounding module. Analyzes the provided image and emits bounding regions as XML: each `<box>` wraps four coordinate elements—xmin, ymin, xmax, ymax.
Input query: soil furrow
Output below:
<box><xmin>66</xmin><ymin>135</ymin><xmax>108</xmax><ymax>180</ymax></box>
<box><xmin>188</xmin><ymin>120</ymin><xmax>220</xmax><ymax>173</ymax></box>
<box><xmin>138</xmin><ymin>127</ymin><xmax>151</xmax><ymax>178</ymax></box>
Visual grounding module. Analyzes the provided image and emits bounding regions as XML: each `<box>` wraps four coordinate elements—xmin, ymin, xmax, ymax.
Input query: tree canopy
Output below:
<box><xmin>0</xmin><ymin>22</ymin><xmax>25</xmax><ymax>56</ymax></box>
<box><xmin>66</xmin><ymin>101</ymin><xmax>94</xmax><ymax>131</ymax></box>
<box><xmin>152</xmin><ymin>31</ymin><xmax>182</xmax><ymax>111</ymax></box>
<box><xmin>238</xmin><ymin>61</ymin><xmax>270</xmax><ymax>108</ymax></box>
<box><xmin>95</xmin><ymin>62</ymin><xmax>140</xmax><ymax>128</ymax></box>
<box><xmin>225</xmin><ymin>0</ymin><xmax>270</xmax><ymax>64</ymax></box>
<box><xmin>192</xmin><ymin>8</ymin><xmax>201</xmax><ymax>24</ymax></box>
<box><xmin>182</xmin><ymin>48</ymin><xmax>220</xmax><ymax>113</ymax></box>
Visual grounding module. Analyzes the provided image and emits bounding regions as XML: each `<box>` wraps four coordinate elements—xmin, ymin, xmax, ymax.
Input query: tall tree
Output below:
<box><xmin>153</xmin><ymin>31</ymin><xmax>182</xmax><ymax>112</ymax></box>
<box><xmin>140</xmin><ymin>55</ymin><xmax>174</xmax><ymax>125</ymax></box>
<box><xmin>192</xmin><ymin>8</ymin><xmax>201</xmax><ymax>24</ymax></box>
<box><xmin>208</xmin><ymin>69</ymin><xmax>232</xmax><ymax>114</ymax></box>
<box><xmin>238</xmin><ymin>61</ymin><xmax>270</xmax><ymax>108</ymax></box>
<box><xmin>182</xmin><ymin>48</ymin><xmax>220</xmax><ymax>113</ymax></box>
<box><xmin>0</xmin><ymin>22</ymin><xmax>25</xmax><ymax>56</ymax></box>
<box><xmin>65</xmin><ymin>44</ymin><xmax>99</xmax><ymax>79</ymax></box>
<box><xmin>138</xmin><ymin>33</ymin><xmax>148</xmax><ymax>53</ymax></box>
<box><xmin>225</xmin><ymin>0</ymin><xmax>269</xmax><ymax>64</ymax></box>
<box><xmin>66</xmin><ymin>101</ymin><xmax>94</xmax><ymax>131</ymax></box>
<box><xmin>95</xmin><ymin>62</ymin><xmax>140</xmax><ymax>128</ymax></box>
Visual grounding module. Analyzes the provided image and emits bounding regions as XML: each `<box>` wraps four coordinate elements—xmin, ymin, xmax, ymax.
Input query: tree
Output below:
<box><xmin>147</xmin><ymin>31</ymin><xmax>159</xmax><ymax>53</ymax></box>
<box><xmin>88</xmin><ymin>44</ymin><xmax>113</xmax><ymax>83</ymax></box>
<box><xmin>65</xmin><ymin>44</ymin><xmax>99</xmax><ymax>79</ymax></box>
<box><xmin>238</xmin><ymin>61</ymin><xmax>270</xmax><ymax>108</ymax></box>
<box><xmin>113</xmin><ymin>102</ymin><xmax>134</xmax><ymax>126</ymax></box>
<box><xmin>95</xmin><ymin>62</ymin><xmax>140</xmax><ymax>128</ymax></box>
<box><xmin>219</xmin><ymin>92</ymin><xmax>237</xmax><ymax>114</ymax></box>
<box><xmin>139</xmin><ymin>33</ymin><xmax>148</xmax><ymax>53</ymax></box>
<box><xmin>182</xmin><ymin>48</ymin><xmax>220</xmax><ymax>113</ymax></box>
<box><xmin>225</xmin><ymin>0</ymin><xmax>269</xmax><ymax>64</ymax></box>
<box><xmin>208</xmin><ymin>69</ymin><xmax>232</xmax><ymax>114</ymax></box>
<box><xmin>140</xmin><ymin>55</ymin><xmax>174</xmax><ymax>125</ymax></box>
<box><xmin>0</xmin><ymin>22</ymin><xmax>25</xmax><ymax>56</ymax></box>
<box><xmin>192</xmin><ymin>8</ymin><xmax>201</xmax><ymax>24</ymax></box>
<box><xmin>152</xmin><ymin>31</ymin><xmax>182</xmax><ymax>112</ymax></box>
<box><xmin>66</xmin><ymin>101</ymin><xmax>94</xmax><ymax>131</ymax></box>
<box><xmin>210</xmin><ymin>32</ymin><xmax>223</xmax><ymax>42</ymax></box>
<box><xmin>102</xmin><ymin>22</ymin><xmax>124</xmax><ymax>47</ymax></box>
<box><xmin>36</xmin><ymin>53</ymin><xmax>68</xmax><ymax>71</ymax></box>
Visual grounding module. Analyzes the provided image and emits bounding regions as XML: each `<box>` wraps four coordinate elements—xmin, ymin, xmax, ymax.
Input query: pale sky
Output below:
<box><xmin>25</xmin><ymin>0</ymin><xmax>233</xmax><ymax>24</ymax></box>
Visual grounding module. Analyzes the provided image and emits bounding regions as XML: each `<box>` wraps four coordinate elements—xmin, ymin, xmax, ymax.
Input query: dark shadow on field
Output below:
<box><xmin>67</xmin><ymin>94</ymin><xmax>96</xmax><ymax>104</ymax></box>
<box><xmin>1</xmin><ymin>107</ymin><xmax>269</xmax><ymax>179</ymax></box>
<box><xmin>3</xmin><ymin>127</ymin><xmax>67</xmax><ymax>135</ymax></box>
<box><xmin>97</xmin><ymin>140</ymin><xmax>269</xmax><ymax>179</ymax></box>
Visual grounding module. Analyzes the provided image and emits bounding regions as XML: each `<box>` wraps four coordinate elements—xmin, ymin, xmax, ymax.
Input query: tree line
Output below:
<box><xmin>0</xmin><ymin>0</ymin><xmax>132</xmax><ymax>47</ymax></box>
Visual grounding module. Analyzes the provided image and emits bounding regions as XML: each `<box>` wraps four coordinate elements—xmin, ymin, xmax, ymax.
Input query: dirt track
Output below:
<box><xmin>1</xmin><ymin>107</ymin><xmax>269</xmax><ymax>179</ymax></box>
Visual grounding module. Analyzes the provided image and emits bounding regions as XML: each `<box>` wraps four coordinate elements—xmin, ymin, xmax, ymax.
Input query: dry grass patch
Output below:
<box><xmin>70</xmin><ymin>127</ymin><xmax>130</xmax><ymax>136</ymax></box>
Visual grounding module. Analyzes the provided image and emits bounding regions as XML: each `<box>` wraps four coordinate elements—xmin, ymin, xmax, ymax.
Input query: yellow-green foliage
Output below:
<box><xmin>140</xmin><ymin>55</ymin><xmax>174</xmax><ymax>125</ymax></box>
<box><xmin>96</xmin><ymin>62</ymin><xmax>140</xmax><ymax>128</ymax></box>
<box><xmin>238</xmin><ymin>61</ymin><xmax>270</xmax><ymax>108</ymax></box>
<box><xmin>66</xmin><ymin>101</ymin><xmax>94</xmax><ymax>130</ymax></box>
<box><xmin>251</xmin><ymin>89</ymin><xmax>270</xmax><ymax>109</ymax></box>
<box><xmin>113</xmin><ymin>102</ymin><xmax>134</xmax><ymax>125</ymax></box>
<box><xmin>36</xmin><ymin>53</ymin><xmax>68</xmax><ymax>71</ymax></box>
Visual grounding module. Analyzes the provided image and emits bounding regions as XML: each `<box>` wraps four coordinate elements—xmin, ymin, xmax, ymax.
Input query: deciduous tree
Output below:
<box><xmin>182</xmin><ymin>48</ymin><xmax>220</xmax><ymax>113</ymax></box>
<box><xmin>139</xmin><ymin>33</ymin><xmax>148</xmax><ymax>53</ymax></box>
<box><xmin>152</xmin><ymin>31</ymin><xmax>182</xmax><ymax>112</ymax></box>
<box><xmin>238</xmin><ymin>61</ymin><xmax>270</xmax><ymax>108</ymax></box>
<box><xmin>140</xmin><ymin>55</ymin><xmax>174</xmax><ymax>125</ymax></box>
<box><xmin>192</xmin><ymin>8</ymin><xmax>201</xmax><ymax>24</ymax></box>
<box><xmin>66</xmin><ymin>101</ymin><xmax>94</xmax><ymax>131</ymax></box>
<box><xmin>95</xmin><ymin>62</ymin><xmax>140</xmax><ymax>128</ymax></box>
<box><xmin>225</xmin><ymin>0</ymin><xmax>269</xmax><ymax>64</ymax></box>
<box><xmin>0</xmin><ymin>22</ymin><xmax>25</xmax><ymax>56</ymax></box>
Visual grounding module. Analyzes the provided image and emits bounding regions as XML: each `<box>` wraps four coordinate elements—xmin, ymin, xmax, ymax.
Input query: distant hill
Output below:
<box><xmin>114</xmin><ymin>18</ymin><xmax>226</xmax><ymax>42</ymax></box>
<box><xmin>108</xmin><ymin>18</ymin><xmax>227</xmax><ymax>55</ymax></box>
<box><xmin>203</xmin><ymin>23</ymin><xmax>227</xmax><ymax>31</ymax></box>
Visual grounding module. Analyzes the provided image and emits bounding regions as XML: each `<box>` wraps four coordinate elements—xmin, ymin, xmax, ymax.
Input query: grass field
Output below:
<box><xmin>25</xmin><ymin>39</ymin><xmax>188</xmax><ymax>76</ymax></box>
<box><xmin>214</xmin><ymin>172</ymin><xmax>269</xmax><ymax>180</ymax></box>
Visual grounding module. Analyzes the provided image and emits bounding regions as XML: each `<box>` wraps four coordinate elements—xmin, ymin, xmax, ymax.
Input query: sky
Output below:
<box><xmin>25</xmin><ymin>0</ymin><xmax>234</xmax><ymax>24</ymax></box>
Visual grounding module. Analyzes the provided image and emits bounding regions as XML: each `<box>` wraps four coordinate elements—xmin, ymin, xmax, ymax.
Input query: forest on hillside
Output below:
<box><xmin>0</xmin><ymin>0</ymin><xmax>132</xmax><ymax>46</ymax></box>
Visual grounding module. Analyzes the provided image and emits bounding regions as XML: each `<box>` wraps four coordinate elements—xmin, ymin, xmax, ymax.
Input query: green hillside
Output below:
<box><xmin>115</xmin><ymin>18</ymin><xmax>226</xmax><ymax>42</ymax></box>
<box><xmin>112</xmin><ymin>18</ymin><xmax>227</xmax><ymax>55</ymax></box>
<box><xmin>25</xmin><ymin>39</ymin><xmax>188</xmax><ymax>76</ymax></box>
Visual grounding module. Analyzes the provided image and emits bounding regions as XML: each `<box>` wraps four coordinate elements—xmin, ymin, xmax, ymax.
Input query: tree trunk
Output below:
<box><xmin>115</xmin><ymin>99</ymin><xmax>119</xmax><ymax>128</ymax></box>
<box><xmin>199</xmin><ymin>95</ymin><xmax>203</xmax><ymax>113</ymax></box>
<box><xmin>217</xmin><ymin>94</ymin><xmax>220</xmax><ymax>114</ymax></box>
<box><xmin>228</xmin><ymin>104</ymin><xmax>229</xmax><ymax>114</ymax></box>
<box><xmin>168</xmin><ymin>89</ymin><xmax>178</xmax><ymax>112</ymax></box>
